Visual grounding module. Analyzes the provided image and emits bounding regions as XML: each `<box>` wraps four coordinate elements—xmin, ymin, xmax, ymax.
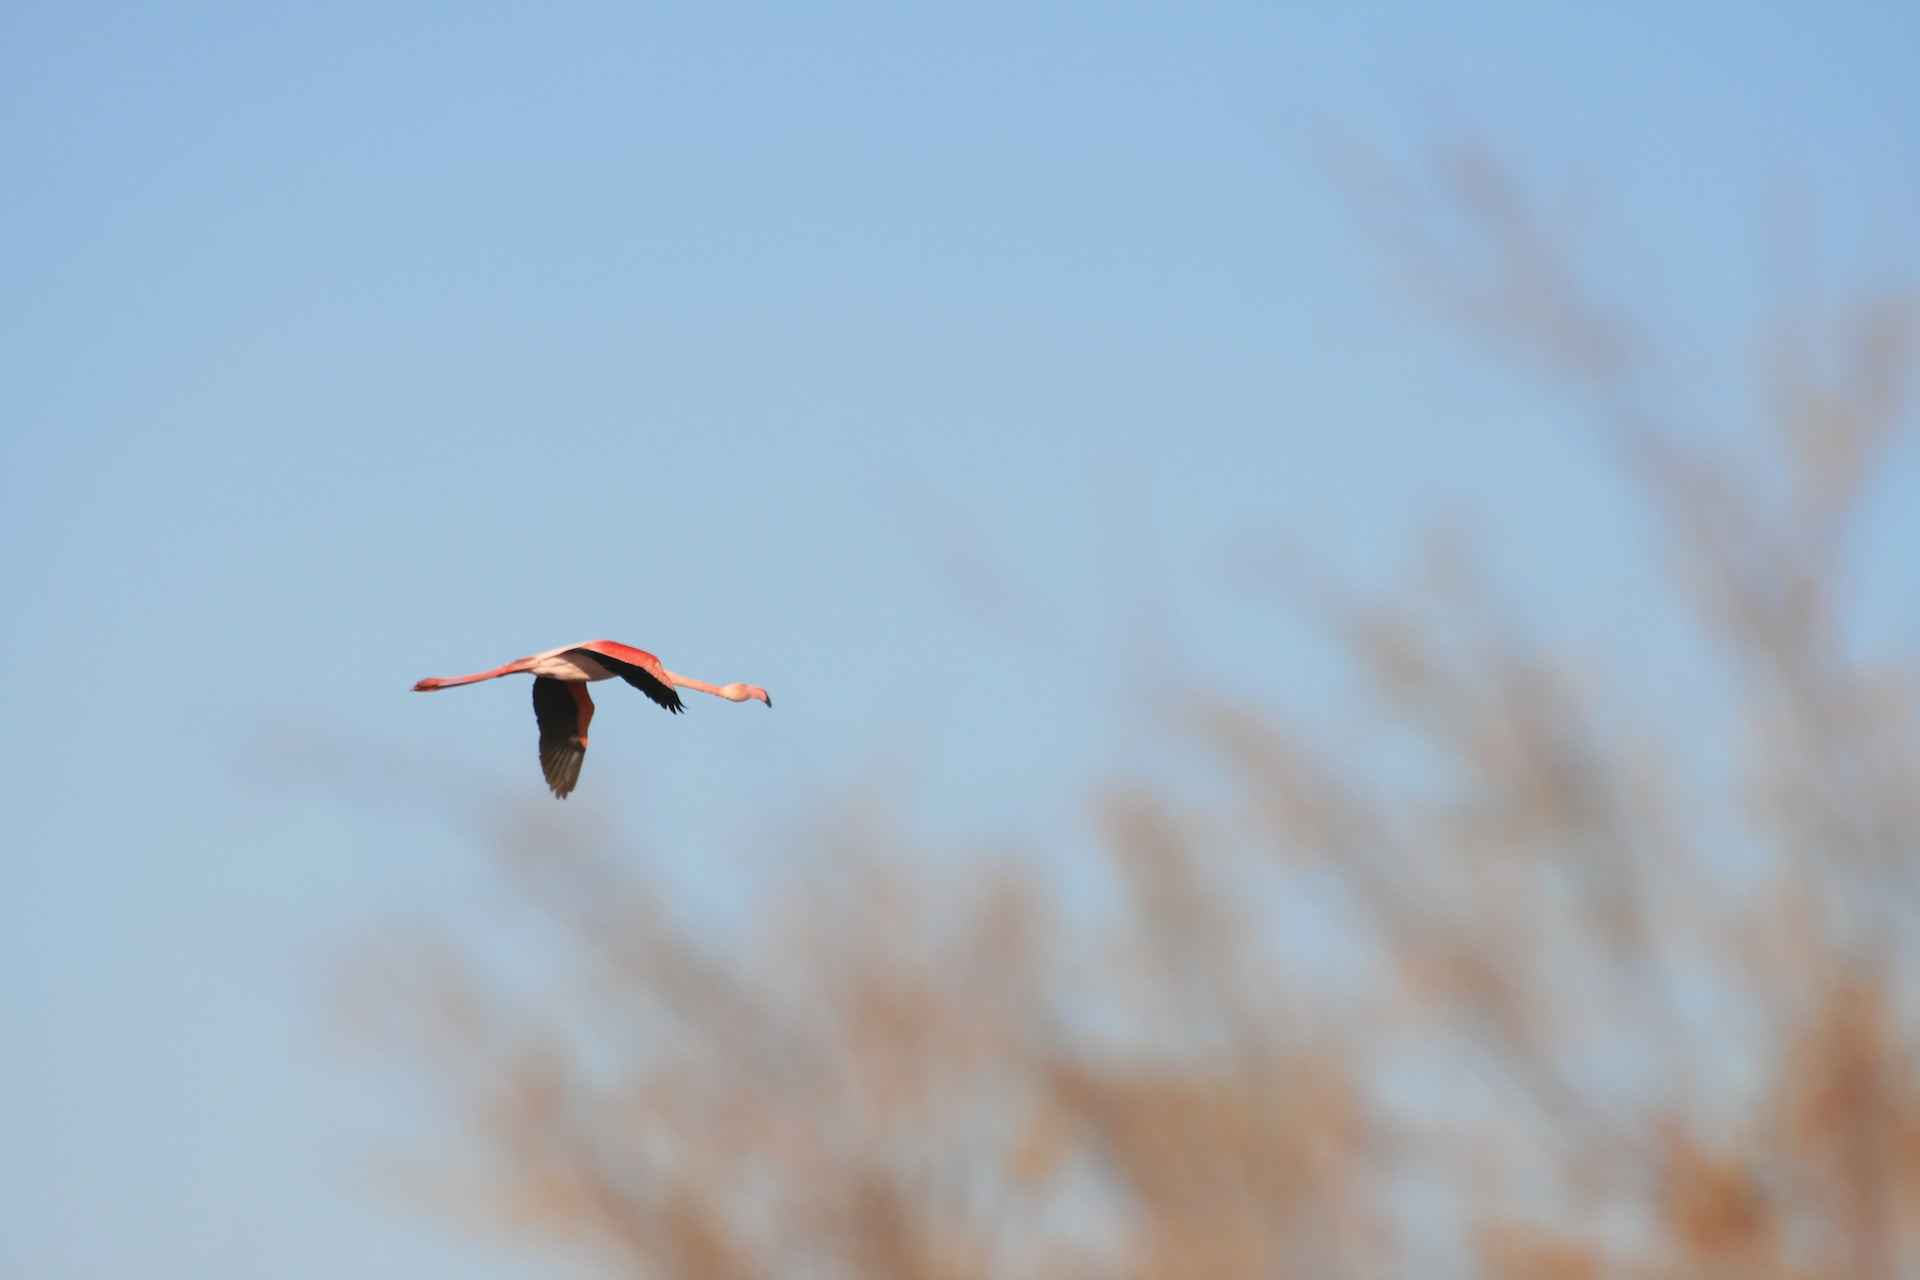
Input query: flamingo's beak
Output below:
<box><xmin>764</xmin><ymin>693</ymin><xmax>773</xmax><ymax>708</ymax></box>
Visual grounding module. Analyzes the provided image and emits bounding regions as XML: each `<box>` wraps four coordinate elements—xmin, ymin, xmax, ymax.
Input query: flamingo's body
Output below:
<box><xmin>412</xmin><ymin>639</ymin><xmax>770</xmax><ymax>798</ymax></box>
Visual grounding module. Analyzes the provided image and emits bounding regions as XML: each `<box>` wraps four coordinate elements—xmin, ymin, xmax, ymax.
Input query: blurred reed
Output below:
<box><xmin>341</xmin><ymin>142</ymin><xmax>1918</xmax><ymax>1278</ymax></box>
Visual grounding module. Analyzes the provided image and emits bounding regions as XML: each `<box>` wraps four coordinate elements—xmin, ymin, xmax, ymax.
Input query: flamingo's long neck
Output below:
<box><xmin>661</xmin><ymin>669</ymin><xmax>735</xmax><ymax>700</ymax></box>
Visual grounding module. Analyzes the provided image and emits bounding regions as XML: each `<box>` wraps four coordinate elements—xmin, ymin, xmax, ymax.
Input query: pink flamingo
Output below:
<box><xmin>412</xmin><ymin>639</ymin><xmax>771</xmax><ymax>798</ymax></box>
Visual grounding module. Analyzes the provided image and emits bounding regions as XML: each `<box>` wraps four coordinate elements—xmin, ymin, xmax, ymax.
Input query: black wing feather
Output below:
<box><xmin>565</xmin><ymin>647</ymin><xmax>684</xmax><ymax>714</ymax></box>
<box><xmin>531</xmin><ymin>676</ymin><xmax>587</xmax><ymax>798</ymax></box>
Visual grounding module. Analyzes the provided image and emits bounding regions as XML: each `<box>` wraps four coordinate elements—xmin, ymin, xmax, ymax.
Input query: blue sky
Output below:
<box><xmin>4</xmin><ymin>2</ymin><xmax>1915</xmax><ymax>1274</ymax></box>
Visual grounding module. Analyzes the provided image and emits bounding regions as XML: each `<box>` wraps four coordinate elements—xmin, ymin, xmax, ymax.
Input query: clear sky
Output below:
<box><xmin>4</xmin><ymin>2</ymin><xmax>1915</xmax><ymax>1274</ymax></box>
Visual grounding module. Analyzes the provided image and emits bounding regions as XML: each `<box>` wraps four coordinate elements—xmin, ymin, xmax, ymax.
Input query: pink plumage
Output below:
<box><xmin>412</xmin><ymin>639</ymin><xmax>771</xmax><ymax>798</ymax></box>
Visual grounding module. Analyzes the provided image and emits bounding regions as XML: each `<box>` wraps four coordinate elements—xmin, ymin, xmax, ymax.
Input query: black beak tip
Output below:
<box><xmin>765</xmin><ymin>695</ymin><xmax>773</xmax><ymax>708</ymax></box>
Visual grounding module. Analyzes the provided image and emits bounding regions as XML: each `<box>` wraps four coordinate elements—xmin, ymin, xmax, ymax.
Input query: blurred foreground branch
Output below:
<box><xmin>348</xmin><ymin>145</ymin><xmax>1918</xmax><ymax>1277</ymax></box>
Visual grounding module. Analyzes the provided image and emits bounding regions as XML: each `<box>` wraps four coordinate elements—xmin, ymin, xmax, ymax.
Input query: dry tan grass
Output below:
<box><xmin>345</xmin><ymin>145</ymin><xmax>1918</xmax><ymax>1277</ymax></box>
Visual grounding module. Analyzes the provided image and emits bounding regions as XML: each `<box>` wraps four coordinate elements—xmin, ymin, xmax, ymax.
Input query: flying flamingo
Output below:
<box><xmin>412</xmin><ymin>639</ymin><xmax>771</xmax><ymax>798</ymax></box>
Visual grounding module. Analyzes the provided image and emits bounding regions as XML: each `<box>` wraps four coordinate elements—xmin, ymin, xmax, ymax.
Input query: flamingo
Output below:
<box><xmin>412</xmin><ymin>639</ymin><xmax>771</xmax><ymax>798</ymax></box>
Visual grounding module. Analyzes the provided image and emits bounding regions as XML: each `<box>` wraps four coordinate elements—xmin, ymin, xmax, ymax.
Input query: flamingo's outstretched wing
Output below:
<box><xmin>566</xmin><ymin>646</ymin><xmax>685</xmax><ymax>715</ymax></box>
<box><xmin>531</xmin><ymin>676</ymin><xmax>588</xmax><ymax>798</ymax></box>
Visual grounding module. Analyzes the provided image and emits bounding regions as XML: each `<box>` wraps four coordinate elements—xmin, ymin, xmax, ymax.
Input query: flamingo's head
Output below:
<box><xmin>412</xmin><ymin>677</ymin><xmax>443</xmax><ymax>692</ymax></box>
<box><xmin>723</xmin><ymin>683</ymin><xmax>772</xmax><ymax>707</ymax></box>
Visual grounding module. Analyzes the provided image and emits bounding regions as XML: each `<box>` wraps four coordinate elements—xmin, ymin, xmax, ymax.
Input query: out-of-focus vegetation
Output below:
<box><xmin>344</xmin><ymin>146</ymin><xmax>1919</xmax><ymax>1277</ymax></box>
